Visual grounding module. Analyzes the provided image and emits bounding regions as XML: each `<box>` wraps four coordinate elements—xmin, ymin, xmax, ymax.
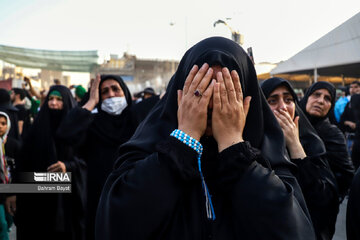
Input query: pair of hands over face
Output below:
<box><xmin>177</xmin><ymin>63</ymin><xmax>251</xmax><ymax>152</ymax></box>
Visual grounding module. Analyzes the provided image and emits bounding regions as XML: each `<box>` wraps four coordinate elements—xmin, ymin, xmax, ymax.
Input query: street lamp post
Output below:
<box><xmin>213</xmin><ymin>19</ymin><xmax>244</xmax><ymax>45</ymax></box>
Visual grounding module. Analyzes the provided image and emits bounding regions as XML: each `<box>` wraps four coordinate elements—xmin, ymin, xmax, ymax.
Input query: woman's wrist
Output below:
<box><xmin>83</xmin><ymin>99</ymin><xmax>96</xmax><ymax>111</ymax></box>
<box><xmin>287</xmin><ymin>141</ymin><xmax>306</xmax><ymax>159</ymax></box>
<box><xmin>218</xmin><ymin>135</ymin><xmax>244</xmax><ymax>152</ymax></box>
<box><xmin>177</xmin><ymin>127</ymin><xmax>201</xmax><ymax>141</ymax></box>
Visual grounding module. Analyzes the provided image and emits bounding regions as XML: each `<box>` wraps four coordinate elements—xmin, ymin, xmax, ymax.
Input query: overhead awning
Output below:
<box><xmin>271</xmin><ymin>12</ymin><xmax>360</xmax><ymax>78</ymax></box>
<box><xmin>0</xmin><ymin>44</ymin><xmax>99</xmax><ymax>72</ymax></box>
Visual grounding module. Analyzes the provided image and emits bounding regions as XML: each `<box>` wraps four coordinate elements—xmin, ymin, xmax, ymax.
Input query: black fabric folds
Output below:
<box><xmin>347</xmin><ymin>167</ymin><xmax>360</xmax><ymax>240</ymax></box>
<box><xmin>350</xmin><ymin>94</ymin><xmax>360</xmax><ymax>169</ymax></box>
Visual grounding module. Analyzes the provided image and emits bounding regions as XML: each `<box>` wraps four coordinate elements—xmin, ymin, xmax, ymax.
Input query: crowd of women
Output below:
<box><xmin>0</xmin><ymin>36</ymin><xmax>359</xmax><ymax>240</ymax></box>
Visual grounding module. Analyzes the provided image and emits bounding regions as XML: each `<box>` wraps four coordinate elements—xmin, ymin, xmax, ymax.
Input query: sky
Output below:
<box><xmin>0</xmin><ymin>0</ymin><xmax>359</xmax><ymax>83</ymax></box>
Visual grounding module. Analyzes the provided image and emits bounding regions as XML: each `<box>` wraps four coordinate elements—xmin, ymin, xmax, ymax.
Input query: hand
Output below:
<box><xmin>212</xmin><ymin>68</ymin><xmax>251</xmax><ymax>152</ymax></box>
<box><xmin>24</xmin><ymin>76</ymin><xmax>30</xmax><ymax>84</ymax></box>
<box><xmin>344</xmin><ymin>121</ymin><xmax>356</xmax><ymax>130</ymax></box>
<box><xmin>83</xmin><ymin>74</ymin><xmax>101</xmax><ymax>111</ymax></box>
<box><xmin>274</xmin><ymin>110</ymin><xmax>306</xmax><ymax>159</ymax></box>
<box><xmin>47</xmin><ymin>161</ymin><xmax>66</xmax><ymax>173</ymax></box>
<box><xmin>177</xmin><ymin>63</ymin><xmax>215</xmax><ymax>140</ymax></box>
<box><xmin>5</xmin><ymin>196</ymin><xmax>16</xmax><ymax>216</ymax></box>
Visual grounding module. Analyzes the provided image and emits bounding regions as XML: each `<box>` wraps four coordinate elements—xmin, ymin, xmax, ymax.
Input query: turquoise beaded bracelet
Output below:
<box><xmin>170</xmin><ymin>129</ymin><xmax>216</xmax><ymax>221</ymax></box>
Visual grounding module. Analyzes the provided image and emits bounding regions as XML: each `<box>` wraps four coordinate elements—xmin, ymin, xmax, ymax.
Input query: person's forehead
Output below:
<box><xmin>270</xmin><ymin>86</ymin><xmax>291</xmax><ymax>96</ymax></box>
<box><xmin>49</xmin><ymin>95</ymin><xmax>62</xmax><ymax>100</ymax></box>
<box><xmin>312</xmin><ymin>88</ymin><xmax>331</xmax><ymax>96</ymax></box>
<box><xmin>101</xmin><ymin>79</ymin><xmax>121</xmax><ymax>89</ymax></box>
<box><xmin>350</xmin><ymin>83</ymin><xmax>360</xmax><ymax>87</ymax></box>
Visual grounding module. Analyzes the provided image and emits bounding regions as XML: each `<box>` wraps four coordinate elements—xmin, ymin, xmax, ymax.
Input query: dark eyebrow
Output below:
<box><xmin>268</xmin><ymin>94</ymin><xmax>279</xmax><ymax>98</ymax></box>
<box><xmin>269</xmin><ymin>91</ymin><xmax>291</xmax><ymax>98</ymax></box>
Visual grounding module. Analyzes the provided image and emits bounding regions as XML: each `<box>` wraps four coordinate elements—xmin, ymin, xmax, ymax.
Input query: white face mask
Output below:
<box><xmin>101</xmin><ymin>97</ymin><xmax>128</xmax><ymax>115</ymax></box>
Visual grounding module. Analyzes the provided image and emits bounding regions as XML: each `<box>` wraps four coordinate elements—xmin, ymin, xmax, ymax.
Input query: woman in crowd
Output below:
<box><xmin>0</xmin><ymin>112</ymin><xmax>13</xmax><ymax>240</ymax></box>
<box><xmin>261</xmin><ymin>77</ymin><xmax>339</xmax><ymax>240</ymax></box>
<box><xmin>57</xmin><ymin>74</ymin><xmax>135</xmax><ymax>240</ymax></box>
<box><xmin>14</xmin><ymin>85</ymin><xmax>86</xmax><ymax>240</ymax></box>
<box><xmin>299</xmin><ymin>82</ymin><xmax>354</xmax><ymax>201</ymax></box>
<box><xmin>96</xmin><ymin>37</ymin><xmax>316</xmax><ymax>240</ymax></box>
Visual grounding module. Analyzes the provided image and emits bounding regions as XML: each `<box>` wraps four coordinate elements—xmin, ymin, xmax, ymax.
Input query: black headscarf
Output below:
<box><xmin>19</xmin><ymin>85</ymin><xmax>76</xmax><ymax>171</ymax></box>
<box><xmin>0</xmin><ymin>88</ymin><xmax>20</xmax><ymax>140</ymax></box>
<box><xmin>117</xmin><ymin>37</ymin><xmax>293</xmax><ymax>170</ymax></box>
<box><xmin>91</xmin><ymin>75</ymin><xmax>134</xmax><ymax>146</ymax></box>
<box><xmin>261</xmin><ymin>77</ymin><xmax>298</xmax><ymax>103</ymax></box>
<box><xmin>299</xmin><ymin>81</ymin><xmax>336</xmax><ymax>126</ymax></box>
<box><xmin>261</xmin><ymin>77</ymin><xmax>326</xmax><ymax>157</ymax></box>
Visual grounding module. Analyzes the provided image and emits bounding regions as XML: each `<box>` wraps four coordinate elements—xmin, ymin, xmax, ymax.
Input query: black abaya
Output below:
<box><xmin>15</xmin><ymin>85</ymin><xmax>86</xmax><ymax>240</ymax></box>
<box><xmin>57</xmin><ymin>75</ymin><xmax>135</xmax><ymax>240</ymax></box>
<box><xmin>299</xmin><ymin>82</ymin><xmax>355</xmax><ymax>201</ymax></box>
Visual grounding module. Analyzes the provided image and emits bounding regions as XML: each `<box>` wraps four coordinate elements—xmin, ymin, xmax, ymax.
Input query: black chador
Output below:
<box><xmin>299</xmin><ymin>82</ymin><xmax>355</xmax><ymax>201</ymax></box>
<box><xmin>57</xmin><ymin>75</ymin><xmax>135</xmax><ymax>240</ymax></box>
<box><xmin>15</xmin><ymin>85</ymin><xmax>86</xmax><ymax>240</ymax></box>
<box><xmin>96</xmin><ymin>37</ymin><xmax>317</xmax><ymax>240</ymax></box>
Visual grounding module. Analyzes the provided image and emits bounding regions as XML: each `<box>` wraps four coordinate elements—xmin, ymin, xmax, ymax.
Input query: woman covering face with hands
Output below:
<box><xmin>96</xmin><ymin>37</ymin><xmax>316</xmax><ymax>240</ymax></box>
<box><xmin>177</xmin><ymin>63</ymin><xmax>251</xmax><ymax>151</ymax></box>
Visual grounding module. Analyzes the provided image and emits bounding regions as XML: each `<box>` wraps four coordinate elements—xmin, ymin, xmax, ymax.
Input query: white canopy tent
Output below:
<box><xmin>0</xmin><ymin>44</ymin><xmax>99</xmax><ymax>72</ymax></box>
<box><xmin>271</xmin><ymin>12</ymin><xmax>360</xmax><ymax>78</ymax></box>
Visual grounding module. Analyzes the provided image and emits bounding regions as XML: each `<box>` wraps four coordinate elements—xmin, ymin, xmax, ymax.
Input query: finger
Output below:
<box><xmin>217</xmin><ymin>71</ymin><xmax>228</xmax><ymax>106</ymax></box>
<box><xmin>274</xmin><ymin>113</ymin><xmax>287</xmax><ymax>129</ymax></box>
<box><xmin>188</xmin><ymin>63</ymin><xmax>209</xmax><ymax>94</ymax></box>
<box><xmin>213</xmin><ymin>82</ymin><xmax>221</xmax><ymax>111</ymax></box>
<box><xmin>243</xmin><ymin>96</ymin><xmax>252</xmax><ymax>118</ymax></box>
<box><xmin>231</xmin><ymin>70</ymin><xmax>242</xmax><ymax>101</ymax></box>
<box><xmin>177</xmin><ymin>90</ymin><xmax>182</xmax><ymax>107</ymax></box>
<box><xmin>199</xmin><ymin>80</ymin><xmax>215</xmax><ymax>106</ymax></box>
<box><xmin>274</xmin><ymin>110</ymin><xmax>291</xmax><ymax>125</ymax></box>
<box><xmin>183</xmin><ymin>65</ymin><xmax>198</xmax><ymax>95</ymax></box>
<box><xmin>279</xmin><ymin>108</ymin><xmax>294</xmax><ymax>125</ymax></box>
<box><xmin>195</xmin><ymin>67</ymin><xmax>213</xmax><ymax>95</ymax></box>
<box><xmin>95</xmin><ymin>73</ymin><xmax>101</xmax><ymax>86</ymax></box>
<box><xmin>47</xmin><ymin>163</ymin><xmax>58</xmax><ymax>172</ymax></box>
<box><xmin>47</xmin><ymin>165</ymin><xmax>55</xmax><ymax>171</ymax></box>
<box><xmin>294</xmin><ymin>116</ymin><xmax>300</xmax><ymax>129</ymax></box>
<box><xmin>222</xmin><ymin>68</ymin><xmax>236</xmax><ymax>103</ymax></box>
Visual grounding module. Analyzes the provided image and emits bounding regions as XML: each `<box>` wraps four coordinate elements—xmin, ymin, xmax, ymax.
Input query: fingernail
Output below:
<box><xmin>191</xmin><ymin>65</ymin><xmax>197</xmax><ymax>71</ymax></box>
<box><xmin>202</xmin><ymin>63</ymin><xmax>208</xmax><ymax>68</ymax></box>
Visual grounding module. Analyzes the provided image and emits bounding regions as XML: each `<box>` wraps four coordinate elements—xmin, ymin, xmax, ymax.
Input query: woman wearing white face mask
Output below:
<box><xmin>57</xmin><ymin>74</ymin><xmax>135</xmax><ymax>240</ymax></box>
